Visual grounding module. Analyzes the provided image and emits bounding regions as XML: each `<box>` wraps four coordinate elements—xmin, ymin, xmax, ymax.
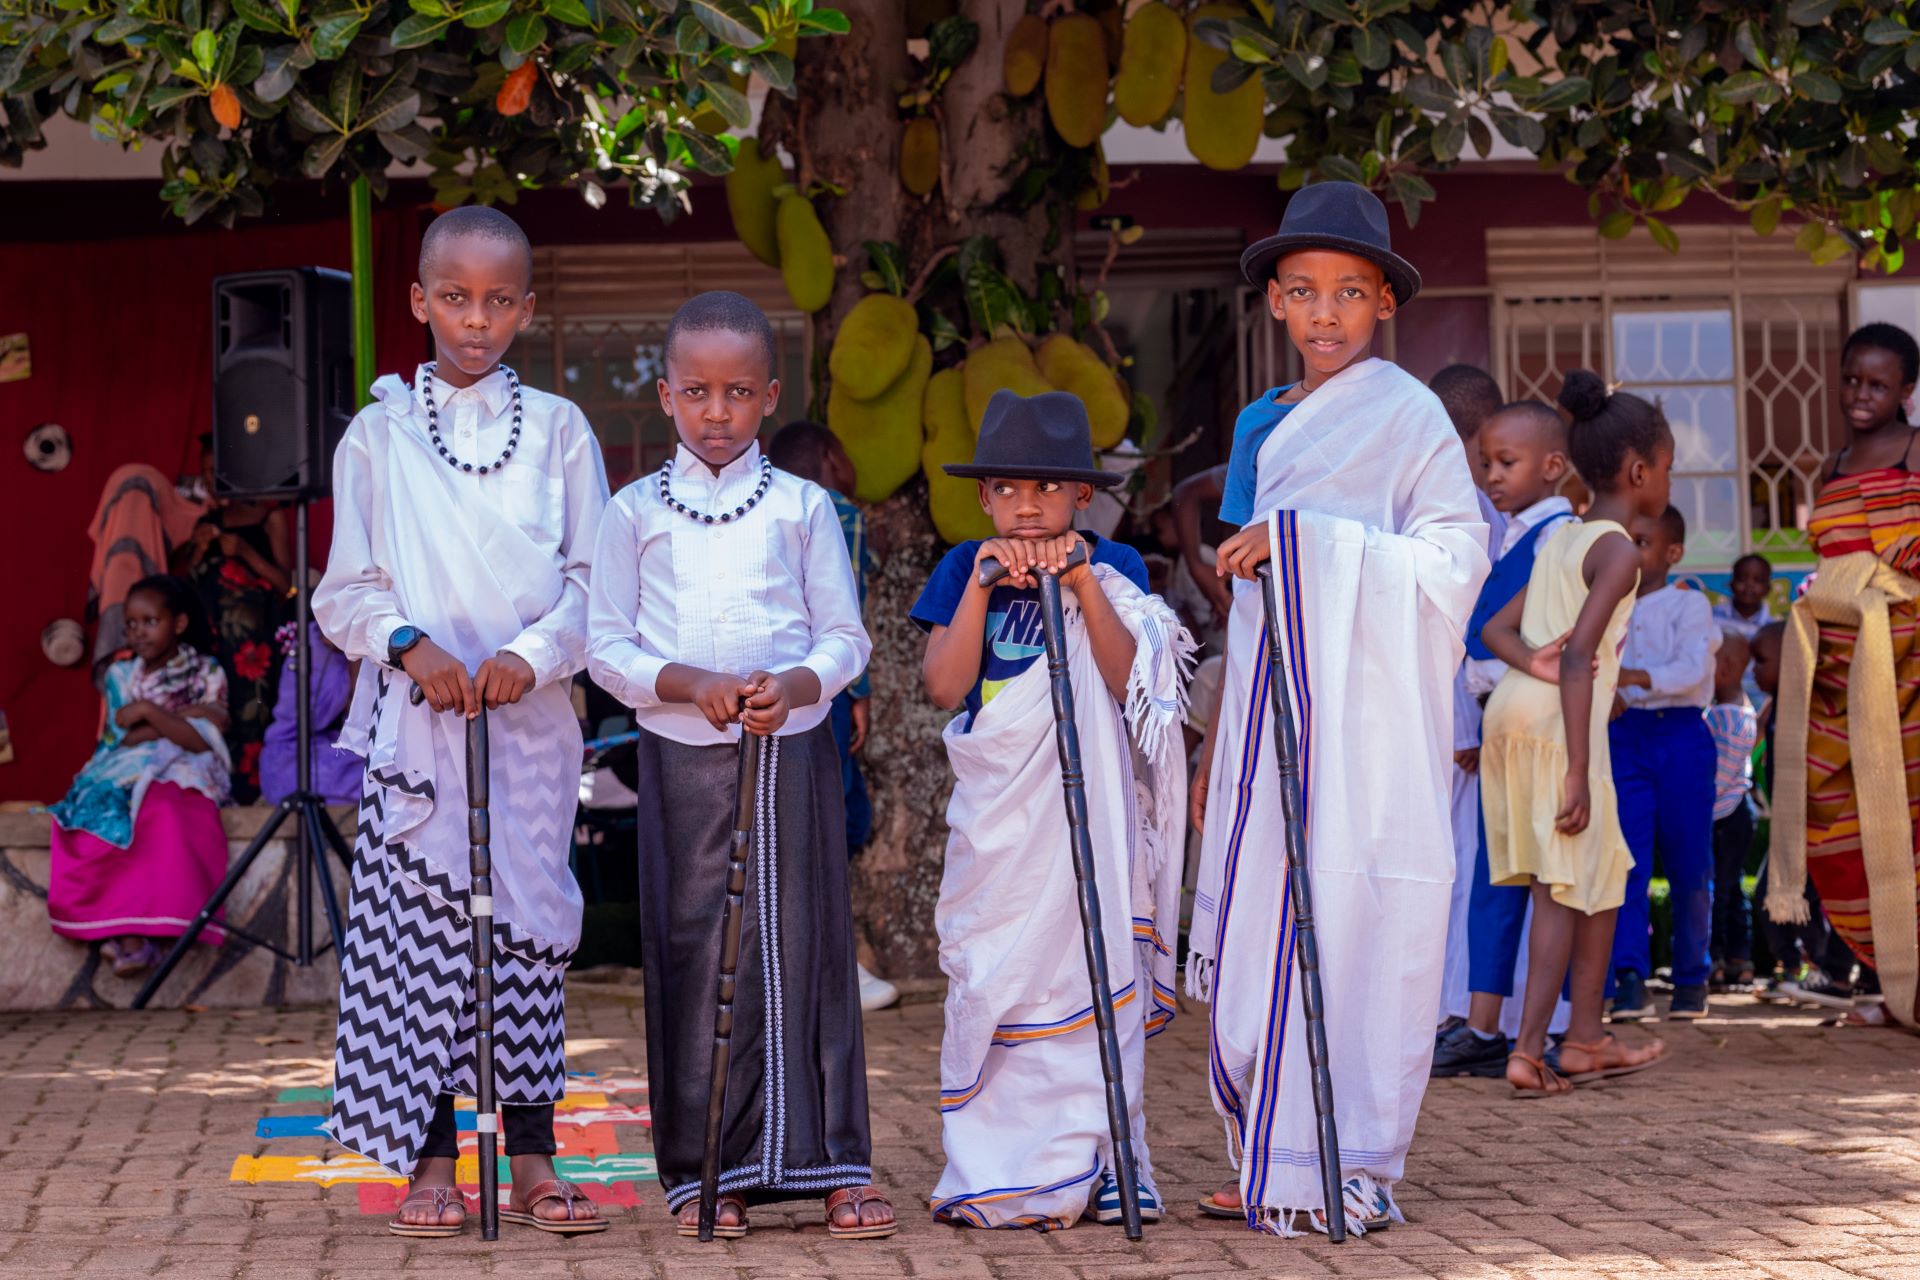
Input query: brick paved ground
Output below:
<box><xmin>2</xmin><ymin>984</ymin><xmax>1918</xmax><ymax>1279</ymax></box>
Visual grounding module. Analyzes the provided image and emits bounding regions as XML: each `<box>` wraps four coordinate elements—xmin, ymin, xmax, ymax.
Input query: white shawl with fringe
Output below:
<box><xmin>931</xmin><ymin>565</ymin><xmax>1193</xmax><ymax>1230</ymax></box>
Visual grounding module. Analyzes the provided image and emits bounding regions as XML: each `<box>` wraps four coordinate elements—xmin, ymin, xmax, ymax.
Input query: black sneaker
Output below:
<box><xmin>1610</xmin><ymin>969</ymin><xmax>1656</xmax><ymax>1022</ymax></box>
<box><xmin>1667</xmin><ymin>983</ymin><xmax>1709</xmax><ymax>1020</ymax></box>
<box><xmin>1430</xmin><ymin>1024</ymin><xmax>1509</xmax><ymax>1078</ymax></box>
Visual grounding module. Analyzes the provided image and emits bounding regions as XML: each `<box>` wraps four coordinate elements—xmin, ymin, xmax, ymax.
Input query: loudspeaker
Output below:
<box><xmin>211</xmin><ymin>267</ymin><xmax>353</xmax><ymax>497</ymax></box>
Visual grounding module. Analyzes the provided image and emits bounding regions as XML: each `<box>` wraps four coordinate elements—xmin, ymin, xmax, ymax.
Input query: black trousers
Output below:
<box><xmin>1710</xmin><ymin>802</ymin><xmax>1754</xmax><ymax>963</ymax></box>
<box><xmin>418</xmin><ymin>1094</ymin><xmax>557</xmax><ymax>1160</ymax></box>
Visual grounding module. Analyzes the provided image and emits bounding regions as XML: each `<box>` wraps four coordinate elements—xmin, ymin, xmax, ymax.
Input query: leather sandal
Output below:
<box><xmin>1506</xmin><ymin>1050</ymin><xmax>1572</xmax><ymax>1098</ymax></box>
<box><xmin>676</xmin><ymin>1193</ymin><xmax>749</xmax><ymax>1239</ymax></box>
<box><xmin>1558</xmin><ymin>1033</ymin><xmax>1665</xmax><ymax>1084</ymax></box>
<box><xmin>826</xmin><ymin>1185</ymin><xmax>899</xmax><ymax>1240</ymax></box>
<box><xmin>388</xmin><ymin>1184</ymin><xmax>467</xmax><ymax>1237</ymax></box>
<box><xmin>500</xmin><ymin>1178</ymin><xmax>609</xmax><ymax>1235</ymax></box>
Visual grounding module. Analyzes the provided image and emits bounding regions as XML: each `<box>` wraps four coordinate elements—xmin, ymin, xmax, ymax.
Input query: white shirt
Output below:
<box><xmin>1711</xmin><ymin>597</ymin><xmax>1774</xmax><ymax>639</ymax></box>
<box><xmin>316</xmin><ymin>365</ymin><xmax>607</xmax><ymax>686</ymax></box>
<box><xmin>1462</xmin><ymin>494</ymin><xmax>1575</xmax><ymax>696</ymax></box>
<box><xmin>586</xmin><ymin>442</ymin><xmax>871</xmax><ymax>745</ymax></box>
<box><xmin>1620</xmin><ymin>583</ymin><xmax>1721</xmax><ymax>710</ymax></box>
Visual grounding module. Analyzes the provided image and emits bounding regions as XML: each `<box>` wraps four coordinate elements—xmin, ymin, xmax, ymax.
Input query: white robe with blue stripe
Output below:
<box><xmin>1188</xmin><ymin>359</ymin><xmax>1488</xmax><ymax>1231</ymax></box>
<box><xmin>931</xmin><ymin>566</ymin><xmax>1191</xmax><ymax>1229</ymax></box>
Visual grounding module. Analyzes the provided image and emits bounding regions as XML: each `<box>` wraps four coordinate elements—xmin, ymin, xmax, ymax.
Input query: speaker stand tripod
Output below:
<box><xmin>134</xmin><ymin>499</ymin><xmax>351</xmax><ymax>1008</ymax></box>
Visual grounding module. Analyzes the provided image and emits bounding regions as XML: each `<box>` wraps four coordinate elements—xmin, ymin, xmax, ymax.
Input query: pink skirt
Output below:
<box><xmin>49</xmin><ymin>782</ymin><xmax>227</xmax><ymax>944</ymax></box>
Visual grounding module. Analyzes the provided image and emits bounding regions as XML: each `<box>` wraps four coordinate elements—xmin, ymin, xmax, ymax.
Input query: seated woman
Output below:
<box><xmin>49</xmin><ymin>575</ymin><xmax>232</xmax><ymax>979</ymax></box>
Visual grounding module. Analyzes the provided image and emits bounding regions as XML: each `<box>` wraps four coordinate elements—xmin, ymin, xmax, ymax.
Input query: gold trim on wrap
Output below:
<box><xmin>1768</xmin><ymin>550</ymin><xmax>1920</xmax><ymax>1028</ymax></box>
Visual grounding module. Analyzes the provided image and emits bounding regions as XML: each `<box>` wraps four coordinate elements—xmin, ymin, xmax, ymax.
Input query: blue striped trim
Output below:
<box><xmin>1206</xmin><ymin>624</ymin><xmax>1270</xmax><ymax>1132</ymax></box>
<box><xmin>930</xmin><ymin>1156</ymin><xmax>1101</xmax><ymax>1228</ymax></box>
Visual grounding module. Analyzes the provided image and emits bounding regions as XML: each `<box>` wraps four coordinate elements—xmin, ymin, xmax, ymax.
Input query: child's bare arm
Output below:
<box><xmin>1479</xmin><ymin>588</ymin><xmax>1533</xmax><ymax>671</ymax></box>
<box><xmin>1556</xmin><ymin>532</ymin><xmax>1640</xmax><ymax>834</ymax></box>
<box><xmin>1066</xmin><ymin>559</ymin><xmax>1138</xmax><ymax>701</ymax></box>
<box><xmin>1173</xmin><ymin>466</ymin><xmax>1231</xmax><ymax>617</ymax></box>
<box><xmin>140</xmin><ymin>704</ymin><xmax>219</xmax><ymax>753</ymax></box>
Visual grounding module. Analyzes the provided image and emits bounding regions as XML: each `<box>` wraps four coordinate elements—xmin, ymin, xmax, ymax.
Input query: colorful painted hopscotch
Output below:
<box><xmin>230</xmin><ymin>1071</ymin><xmax>657</xmax><ymax>1214</ymax></box>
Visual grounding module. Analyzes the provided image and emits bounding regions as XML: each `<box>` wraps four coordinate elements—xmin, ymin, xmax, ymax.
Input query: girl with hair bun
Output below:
<box><xmin>1768</xmin><ymin>321</ymin><xmax>1920</xmax><ymax>1029</ymax></box>
<box><xmin>1477</xmin><ymin>370</ymin><xmax>1674</xmax><ymax>1095</ymax></box>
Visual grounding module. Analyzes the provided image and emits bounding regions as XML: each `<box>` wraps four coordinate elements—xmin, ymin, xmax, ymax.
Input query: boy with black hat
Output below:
<box><xmin>1186</xmin><ymin>182</ymin><xmax>1489</xmax><ymax>1236</ymax></box>
<box><xmin>913</xmin><ymin>390</ymin><xmax>1193</xmax><ymax>1229</ymax></box>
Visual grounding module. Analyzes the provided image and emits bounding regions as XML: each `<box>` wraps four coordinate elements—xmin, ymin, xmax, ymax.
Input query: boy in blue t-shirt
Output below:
<box><xmin>911</xmin><ymin>390</ymin><xmax>1189</xmax><ymax>1229</ymax></box>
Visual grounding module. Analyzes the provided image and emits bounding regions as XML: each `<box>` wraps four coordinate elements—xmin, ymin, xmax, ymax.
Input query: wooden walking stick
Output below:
<box><xmin>697</xmin><ymin>730</ymin><xmax>763</xmax><ymax>1241</ymax></box>
<box><xmin>978</xmin><ymin>544</ymin><xmax>1144</xmax><ymax>1241</ymax></box>
<box><xmin>410</xmin><ymin>683</ymin><xmax>501</xmax><ymax>1239</ymax></box>
<box><xmin>1253</xmin><ymin>562</ymin><xmax>1345</xmax><ymax>1242</ymax></box>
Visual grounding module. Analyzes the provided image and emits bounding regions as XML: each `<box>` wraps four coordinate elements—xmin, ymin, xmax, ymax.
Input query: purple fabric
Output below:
<box><xmin>260</xmin><ymin>625</ymin><xmax>365</xmax><ymax>804</ymax></box>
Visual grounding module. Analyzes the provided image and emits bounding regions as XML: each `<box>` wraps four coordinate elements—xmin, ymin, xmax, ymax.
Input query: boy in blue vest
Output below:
<box><xmin>1431</xmin><ymin>400</ymin><xmax>1576</xmax><ymax>1076</ymax></box>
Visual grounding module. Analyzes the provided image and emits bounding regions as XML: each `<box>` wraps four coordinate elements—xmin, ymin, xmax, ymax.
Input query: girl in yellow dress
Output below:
<box><xmin>1480</xmin><ymin>370</ymin><xmax>1672</xmax><ymax>1096</ymax></box>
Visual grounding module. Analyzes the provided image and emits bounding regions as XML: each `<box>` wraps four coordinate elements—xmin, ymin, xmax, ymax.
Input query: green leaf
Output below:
<box><xmin>1645</xmin><ymin>216</ymin><xmax>1680</xmax><ymax>255</ymax></box>
<box><xmin>547</xmin><ymin>0</ymin><xmax>593</xmax><ymax>26</ymax></box>
<box><xmin>1794</xmin><ymin>220</ymin><xmax>1827</xmax><ymax>254</ymax></box>
<box><xmin>1717</xmin><ymin>70</ymin><xmax>1783</xmax><ymax>105</ymax></box>
<box><xmin>310</xmin><ymin>15</ymin><xmax>362</xmax><ymax>59</ymax></box>
<box><xmin>1863</xmin><ymin>17</ymin><xmax>1912</xmax><ymax>45</ymax></box>
<box><xmin>1810</xmin><ymin>228</ymin><xmax>1856</xmax><ymax>265</ymax></box>
<box><xmin>1280</xmin><ymin>50</ymin><xmax>1326</xmax><ymax>89</ymax></box>
<box><xmin>286</xmin><ymin>87</ymin><xmax>338</xmax><ymax>132</ymax></box>
<box><xmin>927</xmin><ymin>310</ymin><xmax>964</xmax><ymax>354</ymax></box>
<box><xmin>678</xmin><ymin>126</ymin><xmax>734</xmax><ymax>174</ymax></box>
<box><xmin>862</xmin><ymin>240</ymin><xmax>906</xmax><ymax>295</ymax></box>
<box><xmin>410</xmin><ymin>0</ymin><xmax>447</xmax><ymax>14</ymax></box>
<box><xmin>749</xmin><ymin>49</ymin><xmax>794</xmax><ymax>91</ymax></box>
<box><xmin>1598</xmin><ymin>209</ymin><xmax>1635</xmax><ymax>239</ymax></box>
<box><xmin>461</xmin><ymin>0</ymin><xmax>511</xmax><ymax>26</ymax></box>
<box><xmin>329</xmin><ymin>55</ymin><xmax>362</xmax><ymax>127</ymax></box>
<box><xmin>301</xmin><ymin>130</ymin><xmax>346</xmax><ymax>176</ymax></box>
<box><xmin>686</xmin><ymin>0</ymin><xmax>763</xmax><ymax>49</ymax></box>
<box><xmin>388</xmin><ymin>13</ymin><xmax>453</xmax><ymax>48</ymax></box>
<box><xmin>504</xmin><ymin>12</ymin><xmax>548</xmax><ymax>52</ymax></box>
<box><xmin>926</xmin><ymin>14</ymin><xmax>979</xmax><ymax>72</ymax></box>
<box><xmin>1319</xmin><ymin>153</ymin><xmax>1365</xmax><ymax>184</ymax></box>
<box><xmin>1750</xmin><ymin>196</ymin><xmax>1783</xmax><ymax>237</ymax></box>
<box><xmin>1351</xmin><ymin>23</ymin><xmax>1389</xmax><ymax>71</ymax></box>
<box><xmin>1402</xmin><ymin>73</ymin><xmax>1457</xmax><ymax>115</ymax></box>
<box><xmin>961</xmin><ymin>261</ymin><xmax>1027</xmax><ymax>338</ymax></box>
<box><xmin>355</xmin><ymin>84</ymin><xmax>419</xmax><ymax>134</ymax></box>
<box><xmin>1274</xmin><ymin>163</ymin><xmax>1307</xmax><ymax>191</ymax></box>
<box><xmin>92</xmin><ymin>70</ymin><xmax>132</xmax><ymax>94</ymax></box>
<box><xmin>254</xmin><ymin>45</ymin><xmax>298</xmax><ymax>100</ymax></box>
<box><xmin>1211</xmin><ymin>58</ymin><xmax>1257</xmax><ymax>93</ymax></box>
<box><xmin>1293</xmin><ymin>0</ymin><xmax>1351</xmax><ymax>21</ymax></box>
<box><xmin>1230</xmin><ymin>36</ymin><xmax>1272</xmax><ymax>64</ymax></box>
<box><xmin>796</xmin><ymin>8</ymin><xmax>849</xmax><ymax>36</ymax></box>
<box><xmin>279</xmin><ymin>0</ymin><xmax>300</xmax><ymax>27</ymax></box>
<box><xmin>693</xmin><ymin>75</ymin><xmax>748</xmax><ymax>127</ymax></box>
<box><xmin>1529</xmin><ymin>76</ymin><xmax>1591</xmax><ymax>111</ymax></box>
<box><xmin>1733</xmin><ymin>21</ymin><xmax>1768</xmax><ymax>72</ymax></box>
<box><xmin>146</xmin><ymin>82</ymin><xmax>202</xmax><ymax>112</ymax></box>
<box><xmin>1387</xmin><ymin>170</ymin><xmax>1434</xmax><ymax>227</ymax></box>
<box><xmin>377</xmin><ymin>121</ymin><xmax>434</xmax><ymax>160</ymax></box>
<box><xmin>1429</xmin><ymin>116</ymin><xmax>1467</xmax><ymax>163</ymax></box>
<box><xmin>1489</xmin><ymin>106</ymin><xmax>1545</xmax><ymax>152</ymax></box>
<box><xmin>231</xmin><ymin>0</ymin><xmax>290</xmax><ymax>33</ymax></box>
<box><xmin>95</xmin><ymin>12</ymin><xmax>149</xmax><ymax>41</ymax></box>
<box><xmin>612</xmin><ymin>104</ymin><xmax>646</xmax><ymax>140</ymax></box>
<box><xmin>1791</xmin><ymin>70</ymin><xmax>1841</xmax><ymax>102</ymax></box>
<box><xmin>675</xmin><ymin>15</ymin><xmax>710</xmax><ymax>54</ymax></box>
<box><xmin>191</xmin><ymin>29</ymin><xmax>218</xmax><ymax>70</ymax></box>
<box><xmin>1787</xmin><ymin>0</ymin><xmax>1838</xmax><ymax>23</ymax></box>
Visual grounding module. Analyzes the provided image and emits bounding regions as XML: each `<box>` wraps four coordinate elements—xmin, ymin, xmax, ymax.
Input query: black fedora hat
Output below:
<box><xmin>943</xmin><ymin>389</ymin><xmax>1122</xmax><ymax>488</ymax></box>
<box><xmin>1240</xmin><ymin>180</ymin><xmax>1421</xmax><ymax>304</ymax></box>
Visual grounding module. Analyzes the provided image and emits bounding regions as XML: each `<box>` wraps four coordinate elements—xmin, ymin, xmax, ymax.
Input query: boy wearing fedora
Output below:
<box><xmin>1186</xmin><ymin>182</ymin><xmax>1489</xmax><ymax>1236</ymax></box>
<box><xmin>914</xmin><ymin>390</ymin><xmax>1193</xmax><ymax>1230</ymax></box>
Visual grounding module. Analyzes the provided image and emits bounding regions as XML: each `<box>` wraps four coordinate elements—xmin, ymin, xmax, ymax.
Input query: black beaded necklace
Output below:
<box><xmin>422</xmin><ymin>362</ymin><xmax>521</xmax><ymax>475</ymax></box>
<box><xmin>658</xmin><ymin>451</ymin><xmax>774</xmax><ymax>524</ymax></box>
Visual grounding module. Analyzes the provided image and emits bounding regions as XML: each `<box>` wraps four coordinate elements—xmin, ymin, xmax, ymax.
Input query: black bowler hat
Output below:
<box><xmin>943</xmin><ymin>390</ymin><xmax>1122</xmax><ymax>488</ymax></box>
<box><xmin>1240</xmin><ymin>180</ymin><xmax>1422</xmax><ymax>304</ymax></box>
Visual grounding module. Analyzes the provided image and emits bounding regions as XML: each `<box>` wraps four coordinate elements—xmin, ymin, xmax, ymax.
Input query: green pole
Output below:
<box><xmin>349</xmin><ymin>175</ymin><xmax>376</xmax><ymax>407</ymax></box>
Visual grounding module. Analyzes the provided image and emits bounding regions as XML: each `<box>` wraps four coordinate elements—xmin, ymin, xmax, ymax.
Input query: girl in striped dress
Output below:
<box><xmin>1767</xmin><ymin>322</ymin><xmax>1920</xmax><ymax>1030</ymax></box>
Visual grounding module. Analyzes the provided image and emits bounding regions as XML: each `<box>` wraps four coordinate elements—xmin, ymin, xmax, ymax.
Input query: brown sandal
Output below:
<box><xmin>826</xmin><ymin>1185</ymin><xmax>899</xmax><ymax>1240</ymax></box>
<box><xmin>499</xmin><ymin>1178</ymin><xmax>609</xmax><ymax>1235</ymax></box>
<box><xmin>1559</xmin><ymin>1033</ymin><xmax>1665</xmax><ymax>1084</ymax></box>
<box><xmin>387</xmin><ymin>1183</ymin><xmax>467</xmax><ymax>1237</ymax></box>
<box><xmin>1506</xmin><ymin>1051</ymin><xmax>1572</xmax><ymax>1098</ymax></box>
<box><xmin>676</xmin><ymin>1193</ymin><xmax>749</xmax><ymax>1239</ymax></box>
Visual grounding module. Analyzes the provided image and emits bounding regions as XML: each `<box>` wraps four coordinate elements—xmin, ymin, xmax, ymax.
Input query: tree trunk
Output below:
<box><xmin>793</xmin><ymin>0</ymin><xmax>1065</xmax><ymax>980</ymax></box>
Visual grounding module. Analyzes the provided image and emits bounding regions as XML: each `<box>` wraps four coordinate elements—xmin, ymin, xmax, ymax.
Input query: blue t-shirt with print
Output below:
<box><xmin>1218</xmin><ymin>388</ymin><xmax>1298</xmax><ymax>527</ymax></box>
<box><xmin>910</xmin><ymin>533</ymin><xmax>1150</xmax><ymax>728</ymax></box>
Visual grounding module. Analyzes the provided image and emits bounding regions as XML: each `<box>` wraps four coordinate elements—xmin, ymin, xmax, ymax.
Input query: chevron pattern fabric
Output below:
<box><xmin>324</xmin><ymin>772</ymin><xmax>570</xmax><ymax>1177</ymax></box>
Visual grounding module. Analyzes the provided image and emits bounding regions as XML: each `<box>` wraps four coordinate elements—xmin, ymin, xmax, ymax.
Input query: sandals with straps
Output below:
<box><xmin>826</xmin><ymin>1185</ymin><xmax>899</xmax><ymax>1240</ymax></box>
<box><xmin>1506</xmin><ymin>1050</ymin><xmax>1572</xmax><ymax>1098</ymax></box>
<box><xmin>499</xmin><ymin>1178</ymin><xmax>609</xmax><ymax>1235</ymax></box>
<box><xmin>676</xmin><ymin>1192</ymin><xmax>749</xmax><ymax>1239</ymax></box>
<box><xmin>1558</xmin><ymin>1032</ymin><xmax>1665</xmax><ymax>1084</ymax></box>
<box><xmin>387</xmin><ymin>1184</ymin><xmax>467</xmax><ymax>1237</ymax></box>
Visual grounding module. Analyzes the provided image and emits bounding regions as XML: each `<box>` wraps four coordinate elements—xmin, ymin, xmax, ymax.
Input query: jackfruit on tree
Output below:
<box><xmin>1037</xmin><ymin>333</ymin><xmax>1129</xmax><ymax>449</ymax></box>
<box><xmin>776</xmin><ymin>193</ymin><xmax>834</xmax><ymax>313</ymax></box>
<box><xmin>1043</xmin><ymin>13</ymin><xmax>1107</xmax><ymax>149</ymax></box>
<box><xmin>1075</xmin><ymin>143</ymin><xmax>1109</xmax><ymax>211</ymax></box>
<box><xmin>829</xmin><ymin>334</ymin><xmax>932</xmax><ymax>505</ymax></box>
<box><xmin>963</xmin><ymin>335</ymin><xmax>1055</xmax><ymax>431</ymax></box>
<box><xmin>1002</xmin><ymin>13</ymin><xmax>1047</xmax><ymax>97</ymax></box>
<box><xmin>922</xmin><ymin>366</ymin><xmax>998</xmax><ymax>544</ymax></box>
<box><xmin>900</xmin><ymin>116</ymin><xmax>940</xmax><ymax>197</ymax></box>
<box><xmin>829</xmin><ymin>293</ymin><xmax>920</xmax><ymax>403</ymax></box>
<box><xmin>1183</xmin><ymin>4</ymin><xmax>1263</xmax><ymax>171</ymax></box>
<box><xmin>1113</xmin><ymin>2</ymin><xmax>1184</xmax><ymax>127</ymax></box>
<box><xmin>725</xmin><ymin>138</ymin><xmax>787</xmax><ymax>268</ymax></box>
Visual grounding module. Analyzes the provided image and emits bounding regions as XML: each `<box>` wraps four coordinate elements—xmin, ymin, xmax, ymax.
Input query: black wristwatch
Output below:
<box><xmin>387</xmin><ymin>625</ymin><xmax>428</xmax><ymax>667</ymax></box>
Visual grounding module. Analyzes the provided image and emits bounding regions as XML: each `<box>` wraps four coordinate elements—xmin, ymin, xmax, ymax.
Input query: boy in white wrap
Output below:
<box><xmin>315</xmin><ymin>207</ymin><xmax>611</xmax><ymax>1237</ymax></box>
<box><xmin>1187</xmin><ymin>183</ymin><xmax>1489</xmax><ymax>1236</ymax></box>
<box><xmin>913</xmin><ymin>390</ymin><xmax>1192</xmax><ymax>1231</ymax></box>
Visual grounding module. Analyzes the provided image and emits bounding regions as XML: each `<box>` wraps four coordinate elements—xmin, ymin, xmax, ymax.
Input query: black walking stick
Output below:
<box><xmin>979</xmin><ymin>544</ymin><xmax>1143</xmax><ymax>1241</ymax></box>
<box><xmin>411</xmin><ymin>684</ymin><xmax>501</xmax><ymax>1240</ymax></box>
<box><xmin>1253</xmin><ymin>562</ymin><xmax>1345</xmax><ymax>1242</ymax></box>
<box><xmin>697</xmin><ymin>730</ymin><xmax>763</xmax><ymax>1241</ymax></box>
